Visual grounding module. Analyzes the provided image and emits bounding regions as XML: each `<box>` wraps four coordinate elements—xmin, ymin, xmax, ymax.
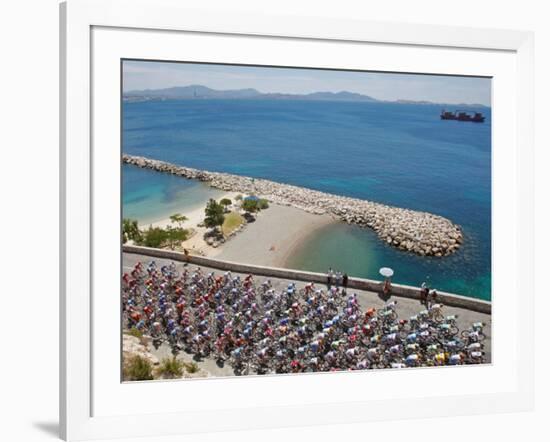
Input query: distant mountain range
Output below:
<box><xmin>123</xmin><ymin>84</ymin><xmax>488</xmax><ymax>107</ymax></box>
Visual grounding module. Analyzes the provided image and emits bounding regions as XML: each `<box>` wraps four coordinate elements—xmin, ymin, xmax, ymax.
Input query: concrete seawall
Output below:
<box><xmin>123</xmin><ymin>245</ymin><xmax>491</xmax><ymax>314</ymax></box>
<box><xmin>123</xmin><ymin>154</ymin><xmax>464</xmax><ymax>258</ymax></box>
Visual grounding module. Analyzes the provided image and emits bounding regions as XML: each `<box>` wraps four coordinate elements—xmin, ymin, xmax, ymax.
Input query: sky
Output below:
<box><xmin>123</xmin><ymin>60</ymin><xmax>491</xmax><ymax>106</ymax></box>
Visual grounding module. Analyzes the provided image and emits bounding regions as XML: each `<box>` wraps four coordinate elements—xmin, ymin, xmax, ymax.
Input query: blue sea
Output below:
<box><xmin>122</xmin><ymin>99</ymin><xmax>491</xmax><ymax>300</ymax></box>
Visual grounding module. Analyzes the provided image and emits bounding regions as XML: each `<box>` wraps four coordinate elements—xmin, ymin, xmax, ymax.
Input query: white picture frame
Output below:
<box><xmin>60</xmin><ymin>0</ymin><xmax>534</xmax><ymax>440</ymax></box>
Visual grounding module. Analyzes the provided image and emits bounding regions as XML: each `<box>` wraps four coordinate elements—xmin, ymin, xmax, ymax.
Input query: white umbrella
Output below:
<box><xmin>379</xmin><ymin>267</ymin><xmax>394</xmax><ymax>278</ymax></box>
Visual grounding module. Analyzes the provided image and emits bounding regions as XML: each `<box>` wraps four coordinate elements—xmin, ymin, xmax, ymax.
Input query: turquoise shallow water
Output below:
<box><xmin>122</xmin><ymin>99</ymin><xmax>491</xmax><ymax>300</ymax></box>
<box><xmin>122</xmin><ymin>164</ymin><xmax>225</xmax><ymax>225</ymax></box>
<box><xmin>286</xmin><ymin>223</ymin><xmax>491</xmax><ymax>300</ymax></box>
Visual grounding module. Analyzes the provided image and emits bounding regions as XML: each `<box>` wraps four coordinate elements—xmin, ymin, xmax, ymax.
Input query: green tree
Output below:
<box><xmin>204</xmin><ymin>199</ymin><xmax>225</xmax><ymax>231</ymax></box>
<box><xmin>169</xmin><ymin>213</ymin><xmax>188</xmax><ymax>228</ymax></box>
<box><xmin>122</xmin><ymin>218</ymin><xmax>141</xmax><ymax>244</ymax></box>
<box><xmin>166</xmin><ymin>227</ymin><xmax>189</xmax><ymax>250</ymax></box>
<box><xmin>140</xmin><ymin>226</ymin><xmax>169</xmax><ymax>248</ymax></box>
<box><xmin>241</xmin><ymin>199</ymin><xmax>259</xmax><ymax>213</ymax></box>
<box><xmin>258</xmin><ymin>198</ymin><xmax>269</xmax><ymax>210</ymax></box>
<box><xmin>132</xmin><ymin>224</ymin><xmax>188</xmax><ymax>249</ymax></box>
<box><xmin>220</xmin><ymin>198</ymin><xmax>232</xmax><ymax>207</ymax></box>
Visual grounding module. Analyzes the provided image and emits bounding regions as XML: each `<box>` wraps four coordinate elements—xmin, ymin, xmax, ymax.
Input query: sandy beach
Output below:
<box><xmin>135</xmin><ymin>190</ymin><xmax>336</xmax><ymax>265</ymax></box>
<box><xmin>216</xmin><ymin>203</ymin><xmax>336</xmax><ymax>267</ymax></box>
<box><xmin>137</xmin><ymin>191</ymin><xmax>240</xmax><ymax>256</ymax></box>
<box><xmin>136</xmin><ymin>190</ymin><xmax>238</xmax><ymax>231</ymax></box>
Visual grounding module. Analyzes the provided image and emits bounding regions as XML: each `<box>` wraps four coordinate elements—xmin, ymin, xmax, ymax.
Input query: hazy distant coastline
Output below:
<box><xmin>123</xmin><ymin>84</ymin><xmax>489</xmax><ymax>108</ymax></box>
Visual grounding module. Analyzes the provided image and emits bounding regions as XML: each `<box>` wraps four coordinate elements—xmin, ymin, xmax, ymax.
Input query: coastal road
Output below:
<box><xmin>123</xmin><ymin>252</ymin><xmax>492</xmax><ymax>375</ymax></box>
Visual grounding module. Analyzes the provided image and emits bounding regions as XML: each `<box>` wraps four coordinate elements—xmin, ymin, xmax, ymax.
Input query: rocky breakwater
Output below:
<box><xmin>123</xmin><ymin>154</ymin><xmax>463</xmax><ymax>257</ymax></box>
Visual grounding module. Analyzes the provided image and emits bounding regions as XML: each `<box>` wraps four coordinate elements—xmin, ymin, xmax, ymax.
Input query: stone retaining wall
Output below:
<box><xmin>123</xmin><ymin>245</ymin><xmax>491</xmax><ymax>314</ymax></box>
<box><xmin>123</xmin><ymin>154</ymin><xmax>463</xmax><ymax>257</ymax></box>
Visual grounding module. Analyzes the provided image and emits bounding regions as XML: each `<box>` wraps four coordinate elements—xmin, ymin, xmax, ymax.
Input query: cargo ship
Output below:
<box><xmin>440</xmin><ymin>110</ymin><xmax>485</xmax><ymax>123</ymax></box>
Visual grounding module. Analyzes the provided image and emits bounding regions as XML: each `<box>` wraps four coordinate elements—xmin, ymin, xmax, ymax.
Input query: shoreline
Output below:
<box><xmin>277</xmin><ymin>217</ymin><xmax>334</xmax><ymax>269</ymax></box>
<box><xmin>136</xmin><ymin>190</ymin><xmax>238</xmax><ymax>230</ymax></box>
<box><xmin>216</xmin><ymin>203</ymin><xmax>336</xmax><ymax>267</ymax></box>
<box><xmin>136</xmin><ymin>190</ymin><xmax>240</xmax><ymax>257</ymax></box>
<box><xmin>123</xmin><ymin>155</ymin><xmax>464</xmax><ymax>258</ymax></box>
<box><xmin>133</xmin><ymin>197</ymin><xmax>335</xmax><ymax>264</ymax></box>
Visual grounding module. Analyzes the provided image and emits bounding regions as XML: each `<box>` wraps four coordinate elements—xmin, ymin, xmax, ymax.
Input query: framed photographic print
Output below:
<box><xmin>60</xmin><ymin>0</ymin><xmax>534</xmax><ymax>440</ymax></box>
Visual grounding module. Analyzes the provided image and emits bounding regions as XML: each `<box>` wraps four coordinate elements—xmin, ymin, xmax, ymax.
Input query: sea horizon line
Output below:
<box><xmin>122</xmin><ymin>84</ymin><xmax>491</xmax><ymax>108</ymax></box>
